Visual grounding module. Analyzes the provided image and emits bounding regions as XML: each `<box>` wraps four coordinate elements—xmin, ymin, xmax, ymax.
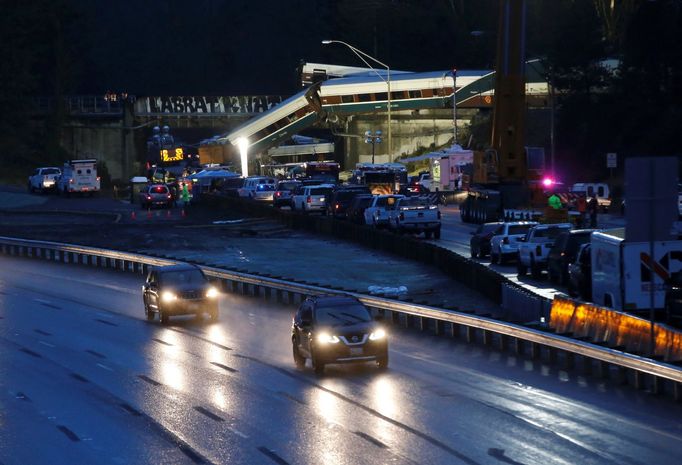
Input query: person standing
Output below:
<box><xmin>587</xmin><ymin>195</ymin><xmax>598</xmax><ymax>228</ymax></box>
<box><xmin>576</xmin><ymin>195</ymin><xmax>587</xmax><ymax>228</ymax></box>
<box><xmin>548</xmin><ymin>193</ymin><xmax>562</xmax><ymax>210</ymax></box>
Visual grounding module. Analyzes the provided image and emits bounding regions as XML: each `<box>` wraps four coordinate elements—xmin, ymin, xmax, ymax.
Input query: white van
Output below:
<box><xmin>57</xmin><ymin>159</ymin><xmax>100</xmax><ymax>196</ymax></box>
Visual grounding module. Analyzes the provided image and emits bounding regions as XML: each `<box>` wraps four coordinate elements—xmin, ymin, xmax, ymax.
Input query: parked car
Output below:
<box><xmin>387</xmin><ymin>196</ymin><xmax>441</xmax><ymax>238</ymax></box>
<box><xmin>28</xmin><ymin>167</ymin><xmax>61</xmax><ymax>193</ymax></box>
<box><xmin>238</xmin><ymin>176</ymin><xmax>276</xmax><ymax>201</ymax></box>
<box><xmin>547</xmin><ymin>229</ymin><xmax>595</xmax><ymax>284</ymax></box>
<box><xmin>364</xmin><ymin>194</ymin><xmax>404</xmax><ymax>227</ymax></box>
<box><xmin>489</xmin><ymin>221</ymin><xmax>538</xmax><ymax>264</ymax></box>
<box><xmin>346</xmin><ymin>194</ymin><xmax>375</xmax><ymax>224</ymax></box>
<box><xmin>517</xmin><ymin>223</ymin><xmax>572</xmax><ymax>278</ymax></box>
<box><xmin>142</xmin><ymin>263</ymin><xmax>219</xmax><ymax>324</ymax></box>
<box><xmin>469</xmin><ymin>222</ymin><xmax>504</xmax><ymax>258</ymax></box>
<box><xmin>273</xmin><ymin>180</ymin><xmax>300</xmax><ymax>208</ymax></box>
<box><xmin>139</xmin><ymin>184</ymin><xmax>173</xmax><ymax>209</ymax></box>
<box><xmin>568</xmin><ymin>243</ymin><xmax>592</xmax><ymax>301</ymax></box>
<box><xmin>291</xmin><ymin>184</ymin><xmax>335</xmax><ymax>213</ymax></box>
<box><xmin>291</xmin><ymin>295</ymin><xmax>388</xmax><ymax>374</ymax></box>
<box><xmin>326</xmin><ymin>186</ymin><xmax>371</xmax><ymax>218</ymax></box>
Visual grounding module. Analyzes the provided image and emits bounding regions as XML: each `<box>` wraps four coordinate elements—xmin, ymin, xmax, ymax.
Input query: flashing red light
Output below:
<box><xmin>306</xmin><ymin>196</ymin><xmax>312</xmax><ymax>204</ymax></box>
<box><xmin>542</xmin><ymin>177</ymin><xmax>554</xmax><ymax>187</ymax></box>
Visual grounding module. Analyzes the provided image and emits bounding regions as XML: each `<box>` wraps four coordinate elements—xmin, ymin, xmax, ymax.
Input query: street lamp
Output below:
<box><xmin>237</xmin><ymin>137</ymin><xmax>249</xmax><ymax>177</ymax></box>
<box><xmin>364</xmin><ymin>130</ymin><xmax>382</xmax><ymax>164</ymax></box>
<box><xmin>322</xmin><ymin>39</ymin><xmax>392</xmax><ymax>160</ymax></box>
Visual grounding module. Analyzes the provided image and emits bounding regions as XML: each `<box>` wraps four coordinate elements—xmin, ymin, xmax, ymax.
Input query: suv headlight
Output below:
<box><xmin>206</xmin><ymin>287</ymin><xmax>219</xmax><ymax>298</ymax></box>
<box><xmin>369</xmin><ymin>329</ymin><xmax>386</xmax><ymax>341</ymax></box>
<box><xmin>317</xmin><ymin>332</ymin><xmax>340</xmax><ymax>344</ymax></box>
<box><xmin>161</xmin><ymin>291</ymin><xmax>177</xmax><ymax>302</ymax></box>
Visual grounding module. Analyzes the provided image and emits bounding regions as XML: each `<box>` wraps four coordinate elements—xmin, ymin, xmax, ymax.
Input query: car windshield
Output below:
<box><xmin>508</xmin><ymin>224</ymin><xmax>533</xmax><ymax>235</ymax></box>
<box><xmin>335</xmin><ymin>191</ymin><xmax>360</xmax><ymax>201</ymax></box>
<box><xmin>481</xmin><ymin>223</ymin><xmax>501</xmax><ymax>234</ymax></box>
<box><xmin>160</xmin><ymin>269</ymin><xmax>206</xmax><ymax>286</ymax></box>
<box><xmin>315</xmin><ymin>304</ymin><xmax>371</xmax><ymax>326</ymax></box>
<box><xmin>151</xmin><ymin>186</ymin><xmax>168</xmax><ymax>194</ymax></box>
<box><xmin>400</xmin><ymin>197</ymin><xmax>429</xmax><ymax>207</ymax></box>
<box><xmin>277</xmin><ymin>182</ymin><xmax>298</xmax><ymax>191</ymax></box>
<box><xmin>42</xmin><ymin>168</ymin><xmax>59</xmax><ymax>174</ymax></box>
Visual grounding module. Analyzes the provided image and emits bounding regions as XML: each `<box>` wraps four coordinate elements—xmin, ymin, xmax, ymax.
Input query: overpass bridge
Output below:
<box><xmin>31</xmin><ymin>62</ymin><xmax>549</xmax><ymax>180</ymax></box>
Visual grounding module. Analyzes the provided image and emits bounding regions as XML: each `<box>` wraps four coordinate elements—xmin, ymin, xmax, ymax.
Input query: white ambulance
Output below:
<box><xmin>57</xmin><ymin>159</ymin><xmax>101</xmax><ymax>196</ymax></box>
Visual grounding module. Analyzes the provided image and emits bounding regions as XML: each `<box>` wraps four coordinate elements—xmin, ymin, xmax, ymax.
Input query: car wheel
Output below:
<box><xmin>292</xmin><ymin>340</ymin><xmax>305</xmax><ymax>369</ymax></box>
<box><xmin>311</xmin><ymin>349</ymin><xmax>325</xmax><ymax>375</ymax></box>
<box><xmin>517</xmin><ymin>257</ymin><xmax>527</xmax><ymax>277</ymax></box>
<box><xmin>548</xmin><ymin>268</ymin><xmax>558</xmax><ymax>283</ymax></box>
<box><xmin>144</xmin><ymin>302</ymin><xmax>154</xmax><ymax>321</ymax></box>
<box><xmin>159</xmin><ymin>307</ymin><xmax>170</xmax><ymax>325</ymax></box>
<box><xmin>491</xmin><ymin>252</ymin><xmax>499</xmax><ymax>264</ymax></box>
<box><xmin>434</xmin><ymin>228</ymin><xmax>441</xmax><ymax>239</ymax></box>
<box><xmin>470</xmin><ymin>245</ymin><xmax>478</xmax><ymax>258</ymax></box>
<box><xmin>530</xmin><ymin>256</ymin><xmax>542</xmax><ymax>279</ymax></box>
<box><xmin>376</xmin><ymin>352</ymin><xmax>389</xmax><ymax>370</ymax></box>
<box><xmin>424</xmin><ymin>230</ymin><xmax>432</xmax><ymax>239</ymax></box>
<box><xmin>499</xmin><ymin>254</ymin><xmax>507</xmax><ymax>265</ymax></box>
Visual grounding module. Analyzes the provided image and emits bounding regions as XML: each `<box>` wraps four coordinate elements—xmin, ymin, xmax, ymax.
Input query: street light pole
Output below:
<box><xmin>364</xmin><ymin>130</ymin><xmax>382</xmax><ymax>164</ymax></box>
<box><xmin>322</xmin><ymin>40</ymin><xmax>391</xmax><ymax>161</ymax></box>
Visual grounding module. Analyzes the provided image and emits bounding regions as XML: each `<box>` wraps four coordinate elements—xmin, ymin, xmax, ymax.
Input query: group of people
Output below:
<box><xmin>548</xmin><ymin>192</ymin><xmax>599</xmax><ymax>228</ymax></box>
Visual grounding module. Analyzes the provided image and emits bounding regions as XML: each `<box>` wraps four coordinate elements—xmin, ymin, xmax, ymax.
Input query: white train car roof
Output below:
<box><xmin>224</xmin><ymin>90</ymin><xmax>310</xmax><ymax>144</ymax></box>
<box><xmin>318</xmin><ymin>70</ymin><xmax>489</xmax><ymax>96</ymax></box>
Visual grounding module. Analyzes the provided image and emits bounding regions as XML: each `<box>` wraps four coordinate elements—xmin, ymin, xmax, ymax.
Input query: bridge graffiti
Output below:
<box><xmin>135</xmin><ymin>95</ymin><xmax>285</xmax><ymax>116</ymax></box>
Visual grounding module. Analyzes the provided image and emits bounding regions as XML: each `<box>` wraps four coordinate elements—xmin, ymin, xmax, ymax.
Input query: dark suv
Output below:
<box><xmin>291</xmin><ymin>295</ymin><xmax>388</xmax><ymax>374</ymax></box>
<box><xmin>326</xmin><ymin>186</ymin><xmax>371</xmax><ymax>218</ymax></box>
<box><xmin>547</xmin><ymin>229</ymin><xmax>594</xmax><ymax>284</ymax></box>
<box><xmin>142</xmin><ymin>264</ymin><xmax>219</xmax><ymax>324</ymax></box>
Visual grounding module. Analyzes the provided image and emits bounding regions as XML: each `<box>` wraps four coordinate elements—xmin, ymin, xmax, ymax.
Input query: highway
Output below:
<box><xmin>2</xmin><ymin>256</ymin><xmax>681</xmax><ymax>465</ymax></box>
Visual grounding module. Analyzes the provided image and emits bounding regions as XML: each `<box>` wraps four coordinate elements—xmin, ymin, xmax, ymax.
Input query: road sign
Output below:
<box><xmin>606</xmin><ymin>152</ymin><xmax>617</xmax><ymax>168</ymax></box>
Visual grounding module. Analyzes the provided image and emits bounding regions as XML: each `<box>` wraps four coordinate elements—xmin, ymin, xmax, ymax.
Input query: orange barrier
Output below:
<box><xmin>551</xmin><ymin>296</ymin><xmax>682</xmax><ymax>362</ymax></box>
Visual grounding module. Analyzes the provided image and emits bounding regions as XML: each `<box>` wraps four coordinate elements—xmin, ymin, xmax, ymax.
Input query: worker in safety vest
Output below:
<box><xmin>548</xmin><ymin>193</ymin><xmax>562</xmax><ymax>210</ymax></box>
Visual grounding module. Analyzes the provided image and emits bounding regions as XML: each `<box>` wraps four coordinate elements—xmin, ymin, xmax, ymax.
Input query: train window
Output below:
<box><xmin>374</xmin><ymin>92</ymin><xmax>388</xmax><ymax>101</ymax></box>
<box><xmin>341</xmin><ymin>95</ymin><xmax>355</xmax><ymax>103</ymax></box>
<box><xmin>322</xmin><ymin>96</ymin><xmax>342</xmax><ymax>105</ymax></box>
<box><xmin>358</xmin><ymin>93</ymin><xmax>371</xmax><ymax>102</ymax></box>
<box><xmin>391</xmin><ymin>91</ymin><xmax>406</xmax><ymax>100</ymax></box>
<box><xmin>421</xmin><ymin>89</ymin><xmax>434</xmax><ymax>97</ymax></box>
<box><xmin>409</xmin><ymin>90</ymin><xmax>421</xmax><ymax>99</ymax></box>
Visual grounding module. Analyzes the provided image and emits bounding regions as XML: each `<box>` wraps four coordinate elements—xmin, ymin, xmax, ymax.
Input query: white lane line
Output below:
<box><xmin>38</xmin><ymin>341</ymin><xmax>55</xmax><ymax>348</ymax></box>
<box><xmin>33</xmin><ymin>298</ymin><xmax>52</xmax><ymax>305</ymax></box>
<box><xmin>227</xmin><ymin>427</ymin><xmax>248</xmax><ymax>439</ymax></box>
<box><xmin>96</xmin><ymin>363</ymin><xmax>113</xmax><ymax>372</ymax></box>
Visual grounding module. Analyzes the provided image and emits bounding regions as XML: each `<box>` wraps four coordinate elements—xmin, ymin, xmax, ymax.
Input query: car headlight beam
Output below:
<box><xmin>317</xmin><ymin>332</ymin><xmax>340</xmax><ymax>344</ymax></box>
<box><xmin>369</xmin><ymin>328</ymin><xmax>386</xmax><ymax>341</ymax></box>
<box><xmin>206</xmin><ymin>287</ymin><xmax>219</xmax><ymax>298</ymax></box>
<box><xmin>161</xmin><ymin>291</ymin><xmax>177</xmax><ymax>302</ymax></box>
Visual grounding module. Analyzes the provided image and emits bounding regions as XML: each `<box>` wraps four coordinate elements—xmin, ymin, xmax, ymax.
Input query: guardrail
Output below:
<box><xmin>1</xmin><ymin>235</ymin><xmax>681</xmax><ymax>400</ymax></box>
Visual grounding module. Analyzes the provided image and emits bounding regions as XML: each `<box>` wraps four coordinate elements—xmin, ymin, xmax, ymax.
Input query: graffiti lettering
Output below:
<box><xmin>136</xmin><ymin>96</ymin><xmax>284</xmax><ymax>115</ymax></box>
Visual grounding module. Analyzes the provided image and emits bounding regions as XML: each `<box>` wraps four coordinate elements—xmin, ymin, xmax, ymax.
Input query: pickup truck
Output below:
<box><xmin>388</xmin><ymin>196</ymin><xmax>441</xmax><ymax>238</ymax></box>
<box><xmin>489</xmin><ymin>221</ymin><xmax>538</xmax><ymax>264</ymax></box>
<box><xmin>28</xmin><ymin>167</ymin><xmax>61</xmax><ymax>193</ymax></box>
<box><xmin>364</xmin><ymin>194</ymin><xmax>404</xmax><ymax>227</ymax></box>
<box><xmin>517</xmin><ymin>223</ymin><xmax>572</xmax><ymax>278</ymax></box>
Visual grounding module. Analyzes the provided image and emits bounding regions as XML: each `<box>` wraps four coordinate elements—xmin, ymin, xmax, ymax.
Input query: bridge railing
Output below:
<box><xmin>32</xmin><ymin>96</ymin><xmax>124</xmax><ymax>116</ymax></box>
<box><xmin>1</xmin><ymin>234</ymin><xmax>680</xmax><ymax>399</ymax></box>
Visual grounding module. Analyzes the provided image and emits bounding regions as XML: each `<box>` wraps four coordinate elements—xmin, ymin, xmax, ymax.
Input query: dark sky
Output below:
<box><xmin>55</xmin><ymin>0</ymin><xmax>498</xmax><ymax>96</ymax></box>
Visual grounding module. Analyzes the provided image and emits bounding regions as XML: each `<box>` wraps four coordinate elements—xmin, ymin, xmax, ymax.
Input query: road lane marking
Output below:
<box><xmin>257</xmin><ymin>446</ymin><xmax>289</xmax><ymax>465</ymax></box>
<box><xmin>38</xmin><ymin>341</ymin><xmax>55</xmax><ymax>348</ymax></box>
<box><xmin>57</xmin><ymin>425</ymin><xmax>80</xmax><ymax>442</ymax></box>
<box><xmin>193</xmin><ymin>406</ymin><xmax>225</xmax><ymax>422</ymax></box>
<box><xmin>34</xmin><ymin>329</ymin><xmax>52</xmax><ymax>336</ymax></box>
<box><xmin>86</xmin><ymin>349</ymin><xmax>106</xmax><ymax>359</ymax></box>
<box><xmin>95</xmin><ymin>319</ymin><xmax>118</xmax><ymax>327</ymax></box>
<box><xmin>96</xmin><ymin>363</ymin><xmax>113</xmax><ymax>371</ymax></box>
<box><xmin>228</xmin><ymin>427</ymin><xmax>248</xmax><ymax>439</ymax></box>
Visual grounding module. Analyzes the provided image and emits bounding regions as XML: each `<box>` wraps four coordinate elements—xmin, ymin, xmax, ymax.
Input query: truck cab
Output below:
<box><xmin>517</xmin><ymin>223</ymin><xmax>572</xmax><ymax>278</ymax></box>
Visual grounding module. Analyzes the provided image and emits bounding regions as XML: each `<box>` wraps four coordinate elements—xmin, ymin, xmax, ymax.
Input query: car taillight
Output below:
<box><xmin>275</xmin><ymin>192</ymin><xmax>281</xmax><ymax>197</ymax></box>
<box><xmin>335</xmin><ymin>203</ymin><xmax>340</xmax><ymax>209</ymax></box>
<box><xmin>97</xmin><ymin>176</ymin><xmax>101</xmax><ymax>181</ymax></box>
<box><xmin>399</xmin><ymin>212</ymin><xmax>404</xmax><ymax>221</ymax></box>
<box><xmin>69</xmin><ymin>178</ymin><xmax>74</xmax><ymax>184</ymax></box>
<box><xmin>503</xmin><ymin>237</ymin><xmax>510</xmax><ymax>244</ymax></box>
<box><xmin>146</xmin><ymin>195</ymin><xmax>151</xmax><ymax>200</ymax></box>
<box><xmin>306</xmin><ymin>196</ymin><xmax>312</xmax><ymax>203</ymax></box>
<box><xmin>167</xmin><ymin>194</ymin><xmax>172</xmax><ymax>199</ymax></box>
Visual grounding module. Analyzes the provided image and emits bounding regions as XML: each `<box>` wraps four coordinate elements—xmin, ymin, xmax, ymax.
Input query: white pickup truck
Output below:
<box><xmin>388</xmin><ymin>196</ymin><xmax>441</xmax><ymax>238</ymax></box>
<box><xmin>28</xmin><ymin>167</ymin><xmax>61</xmax><ymax>193</ymax></box>
<box><xmin>517</xmin><ymin>223</ymin><xmax>572</xmax><ymax>278</ymax></box>
<box><xmin>364</xmin><ymin>194</ymin><xmax>404</xmax><ymax>227</ymax></box>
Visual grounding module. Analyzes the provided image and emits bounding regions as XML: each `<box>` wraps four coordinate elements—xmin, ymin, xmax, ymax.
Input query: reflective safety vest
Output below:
<box><xmin>548</xmin><ymin>194</ymin><xmax>562</xmax><ymax>210</ymax></box>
